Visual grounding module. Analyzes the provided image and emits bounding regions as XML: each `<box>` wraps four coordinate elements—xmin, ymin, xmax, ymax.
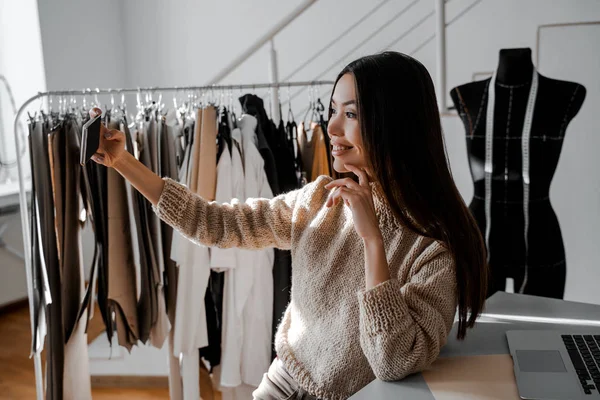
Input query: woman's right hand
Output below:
<box><xmin>89</xmin><ymin>107</ymin><xmax>127</xmax><ymax>168</ymax></box>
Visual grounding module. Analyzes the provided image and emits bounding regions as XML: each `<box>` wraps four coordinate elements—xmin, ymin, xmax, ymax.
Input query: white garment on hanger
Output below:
<box><xmin>211</xmin><ymin>146</ymin><xmax>236</xmax><ymax>272</ymax></box>
<box><xmin>174</xmin><ymin>228</ymin><xmax>210</xmax><ymax>400</ymax></box>
<box><xmin>169</xmin><ymin>116</ymin><xmax>210</xmax><ymax>400</ymax></box>
<box><xmin>207</xmin><ymin>142</ymin><xmax>239</xmax><ymax>392</ymax></box>
<box><xmin>219</xmin><ymin>131</ymin><xmax>245</xmax><ymax>389</ymax></box>
<box><xmin>219</xmin><ymin>115</ymin><xmax>274</xmax><ymax>392</ymax></box>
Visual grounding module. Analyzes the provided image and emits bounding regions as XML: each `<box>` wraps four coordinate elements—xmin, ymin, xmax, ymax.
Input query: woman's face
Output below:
<box><xmin>328</xmin><ymin>73</ymin><xmax>368</xmax><ymax>174</ymax></box>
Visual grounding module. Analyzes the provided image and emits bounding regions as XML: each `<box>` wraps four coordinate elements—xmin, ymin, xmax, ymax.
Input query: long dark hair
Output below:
<box><xmin>332</xmin><ymin>52</ymin><xmax>488</xmax><ymax>340</ymax></box>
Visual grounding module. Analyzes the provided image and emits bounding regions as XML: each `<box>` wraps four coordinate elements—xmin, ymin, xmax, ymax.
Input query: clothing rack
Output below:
<box><xmin>12</xmin><ymin>79</ymin><xmax>334</xmax><ymax>400</ymax></box>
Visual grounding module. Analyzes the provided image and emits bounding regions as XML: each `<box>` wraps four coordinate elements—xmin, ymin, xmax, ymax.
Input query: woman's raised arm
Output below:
<box><xmin>90</xmin><ymin>107</ymin><xmax>300</xmax><ymax>250</ymax></box>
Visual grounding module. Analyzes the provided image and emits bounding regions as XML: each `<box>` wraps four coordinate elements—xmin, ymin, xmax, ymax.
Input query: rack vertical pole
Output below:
<box><xmin>435</xmin><ymin>0</ymin><xmax>447</xmax><ymax>112</ymax></box>
<box><xmin>13</xmin><ymin>93</ymin><xmax>44</xmax><ymax>400</ymax></box>
<box><xmin>269</xmin><ymin>39</ymin><xmax>281</xmax><ymax>123</ymax></box>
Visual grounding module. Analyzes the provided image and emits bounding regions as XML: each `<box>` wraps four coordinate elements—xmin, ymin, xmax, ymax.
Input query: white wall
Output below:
<box><xmin>36</xmin><ymin>0</ymin><xmax>127</xmax><ymax>90</ymax></box>
<box><xmin>0</xmin><ymin>0</ymin><xmax>46</xmax><ymax>178</ymax></box>
<box><xmin>29</xmin><ymin>0</ymin><xmax>600</xmax><ymax>306</ymax></box>
<box><xmin>121</xmin><ymin>0</ymin><xmax>308</xmax><ymax>87</ymax></box>
<box><xmin>0</xmin><ymin>0</ymin><xmax>47</xmax><ymax>306</ymax></box>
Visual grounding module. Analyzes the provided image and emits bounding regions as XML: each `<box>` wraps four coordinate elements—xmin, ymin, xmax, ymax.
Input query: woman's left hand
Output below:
<box><xmin>325</xmin><ymin>164</ymin><xmax>382</xmax><ymax>242</ymax></box>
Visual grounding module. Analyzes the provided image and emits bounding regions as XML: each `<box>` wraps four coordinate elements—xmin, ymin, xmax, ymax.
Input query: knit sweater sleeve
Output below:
<box><xmin>153</xmin><ymin>177</ymin><xmax>303</xmax><ymax>250</ymax></box>
<box><xmin>356</xmin><ymin>239</ymin><xmax>457</xmax><ymax>381</ymax></box>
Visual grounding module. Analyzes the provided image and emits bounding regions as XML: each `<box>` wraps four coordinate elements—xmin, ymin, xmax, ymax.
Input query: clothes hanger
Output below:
<box><xmin>135</xmin><ymin>88</ymin><xmax>142</xmax><ymax>118</ymax></box>
<box><xmin>286</xmin><ymin>92</ymin><xmax>297</xmax><ymax>142</ymax></box>
<box><xmin>82</xmin><ymin>89</ymin><xmax>88</xmax><ymax>115</ymax></box>
<box><xmin>106</xmin><ymin>91</ymin><xmax>114</xmax><ymax>118</ymax></box>
<box><xmin>278</xmin><ymin>86</ymin><xmax>283</xmax><ymax>125</ymax></box>
<box><xmin>157</xmin><ymin>91</ymin><xmax>164</xmax><ymax>114</ymax></box>
<box><xmin>266</xmin><ymin>87</ymin><xmax>272</xmax><ymax>120</ymax></box>
<box><xmin>302</xmin><ymin>85</ymin><xmax>315</xmax><ymax>130</ymax></box>
<box><xmin>118</xmin><ymin>91</ymin><xmax>134</xmax><ymax>125</ymax></box>
<box><xmin>110</xmin><ymin>92</ymin><xmax>115</xmax><ymax>112</ymax></box>
<box><xmin>49</xmin><ymin>95</ymin><xmax>61</xmax><ymax>122</ymax></box>
<box><xmin>287</xmin><ymin>84</ymin><xmax>295</xmax><ymax>124</ymax></box>
<box><xmin>237</xmin><ymin>85</ymin><xmax>244</xmax><ymax>117</ymax></box>
<box><xmin>228</xmin><ymin>88</ymin><xmax>238</xmax><ymax>129</ymax></box>
<box><xmin>314</xmin><ymin>97</ymin><xmax>325</xmax><ymax>124</ymax></box>
<box><xmin>94</xmin><ymin>88</ymin><xmax>101</xmax><ymax>109</ymax></box>
<box><xmin>218</xmin><ymin>100</ymin><xmax>232</xmax><ymax>157</ymax></box>
<box><xmin>285</xmin><ymin>85</ymin><xmax>298</xmax><ymax>161</ymax></box>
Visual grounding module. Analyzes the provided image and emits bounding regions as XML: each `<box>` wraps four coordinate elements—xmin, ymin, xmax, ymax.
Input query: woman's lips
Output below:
<box><xmin>332</xmin><ymin>145</ymin><xmax>353</xmax><ymax>156</ymax></box>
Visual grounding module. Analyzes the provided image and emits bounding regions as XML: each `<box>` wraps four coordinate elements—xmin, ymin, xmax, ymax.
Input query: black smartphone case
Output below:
<box><xmin>81</xmin><ymin>115</ymin><xmax>101</xmax><ymax>165</ymax></box>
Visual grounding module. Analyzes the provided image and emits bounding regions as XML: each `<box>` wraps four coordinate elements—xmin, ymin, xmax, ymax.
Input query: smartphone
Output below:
<box><xmin>80</xmin><ymin>113</ymin><xmax>102</xmax><ymax>165</ymax></box>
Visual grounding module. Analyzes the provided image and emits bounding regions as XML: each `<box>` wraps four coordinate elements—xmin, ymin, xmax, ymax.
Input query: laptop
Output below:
<box><xmin>507</xmin><ymin>330</ymin><xmax>600</xmax><ymax>399</ymax></box>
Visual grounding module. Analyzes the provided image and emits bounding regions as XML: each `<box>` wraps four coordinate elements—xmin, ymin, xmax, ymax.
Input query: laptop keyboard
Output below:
<box><xmin>562</xmin><ymin>335</ymin><xmax>600</xmax><ymax>395</ymax></box>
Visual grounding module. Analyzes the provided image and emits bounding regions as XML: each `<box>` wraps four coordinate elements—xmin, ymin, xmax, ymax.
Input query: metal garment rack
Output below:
<box><xmin>13</xmin><ymin>79</ymin><xmax>333</xmax><ymax>400</ymax></box>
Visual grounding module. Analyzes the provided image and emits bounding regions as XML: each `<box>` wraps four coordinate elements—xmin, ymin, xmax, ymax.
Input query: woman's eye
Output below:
<box><xmin>329</xmin><ymin>108</ymin><xmax>337</xmax><ymax>115</ymax></box>
<box><xmin>345</xmin><ymin>111</ymin><xmax>357</xmax><ymax>119</ymax></box>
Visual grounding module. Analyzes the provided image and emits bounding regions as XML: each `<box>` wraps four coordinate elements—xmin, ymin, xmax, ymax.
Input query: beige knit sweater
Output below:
<box><xmin>153</xmin><ymin>175</ymin><xmax>457</xmax><ymax>400</ymax></box>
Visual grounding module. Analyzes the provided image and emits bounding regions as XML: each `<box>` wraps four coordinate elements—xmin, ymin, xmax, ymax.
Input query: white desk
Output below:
<box><xmin>351</xmin><ymin>292</ymin><xmax>600</xmax><ymax>399</ymax></box>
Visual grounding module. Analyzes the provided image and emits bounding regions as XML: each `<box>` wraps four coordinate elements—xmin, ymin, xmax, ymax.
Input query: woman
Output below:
<box><xmin>91</xmin><ymin>51</ymin><xmax>488</xmax><ymax>400</ymax></box>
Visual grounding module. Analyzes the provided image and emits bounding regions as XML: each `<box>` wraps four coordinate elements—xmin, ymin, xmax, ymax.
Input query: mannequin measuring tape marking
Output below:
<box><xmin>484</xmin><ymin>68</ymin><xmax>538</xmax><ymax>294</ymax></box>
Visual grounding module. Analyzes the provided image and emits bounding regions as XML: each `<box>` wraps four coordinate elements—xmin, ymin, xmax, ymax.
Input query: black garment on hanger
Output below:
<box><xmin>286</xmin><ymin>120</ymin><xmax>303</xmax><ymax>181</ymax></box>
<box><xmin>239</xmin><ymin>94</ymin><xmax>280</xmax><ymax>194</ymax></box>
<box><xmin>78</xmin><ymin>116</ymin><xmax>104</xmax><ymax>333</ymax></box>
<box><xmin>27</xmin><ymin>129</ymin><xmax>44</xmax><ymax>354</ymax></box>
<box><xmin>199</xmin><ymin>283</ymin><xmax>218</xmax><ymax>371</ymax></box>
<box><xmin>267</xmin><ymin>119</ymin><xmax>297</xmax><ymax>360</ymax></box>
<box><xmin>285</xmin><ymin>120</ymin><xmax>295</xmax><ymax>153</ymax></box>
<box><xmin>95</xmin><ymin>115</ymin><xmax>111</xmax><ymax>340</ymax></box>
<box><xmin>128</xmin><ymin>120</ymin><xmax>154</xmax><ymax>343</ymax></box>
<box><xmin>275</xmin><ymin>119</ymin><xmax>298</xmax><ymax>194</ymax></box>
<box><xmin>60</xmin><ymin>116</ymin><xmax>85</xmax><ymax>343</ymax></box>
<box><xmin>271</xmin><ymin>248</ymin><xmax>292</xmax><ymax>360</ymax></box>
<box><xmin>200</xmin><ymin>270</ymin><xmax>225</xmax><ymax>371</ymax></box>
<box><xmin>30</xmin><ymin>117</ymin><xmax>64</xmax><ymax>400</ymax></box>
<box><xmin>217</xmin><ymin>107</ymin><xmax>232</xmax><ymax>161</ymax></box>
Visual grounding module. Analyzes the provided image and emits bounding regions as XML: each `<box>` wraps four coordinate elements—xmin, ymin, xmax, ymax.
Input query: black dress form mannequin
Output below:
<box><xmin>450</xmin><ymin>48</ymin><xmax>586</xmax><ymax>299</ymax></box>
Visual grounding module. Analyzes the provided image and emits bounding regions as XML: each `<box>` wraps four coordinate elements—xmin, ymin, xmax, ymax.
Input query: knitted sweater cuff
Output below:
<box><xmin>152</xmin><ymin>178</ymin><xmax>192</xmax><ymax>228</ymax></box>
<box><xmin>357</xmin><ymin>279</ymin><xmax>408</xmax><ymax>336</ymax></box>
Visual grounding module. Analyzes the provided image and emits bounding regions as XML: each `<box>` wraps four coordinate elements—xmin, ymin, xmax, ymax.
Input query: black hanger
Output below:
<box><xmin>314</xmin><ymin>97</ymin><xmax>325</xmax><ymax>122</ymax></box>
<box><xmin>287</xmin><ymin>96</ymin><xmax>295</xmax><ymax>124</ymax></box>
<box><xmin>217</xmin><ymin>107</ymin><xmax>232</xmax><ymax>159</ymax></box>
<box><xmin>230</xmin><ymin>108</ymin><xmax>238</xmax><ymax>129</ymax></box>
<box><xmin>302</xmin><ymin>98</ymin><xmax>314</xmax><ymax>130</ymax></box>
